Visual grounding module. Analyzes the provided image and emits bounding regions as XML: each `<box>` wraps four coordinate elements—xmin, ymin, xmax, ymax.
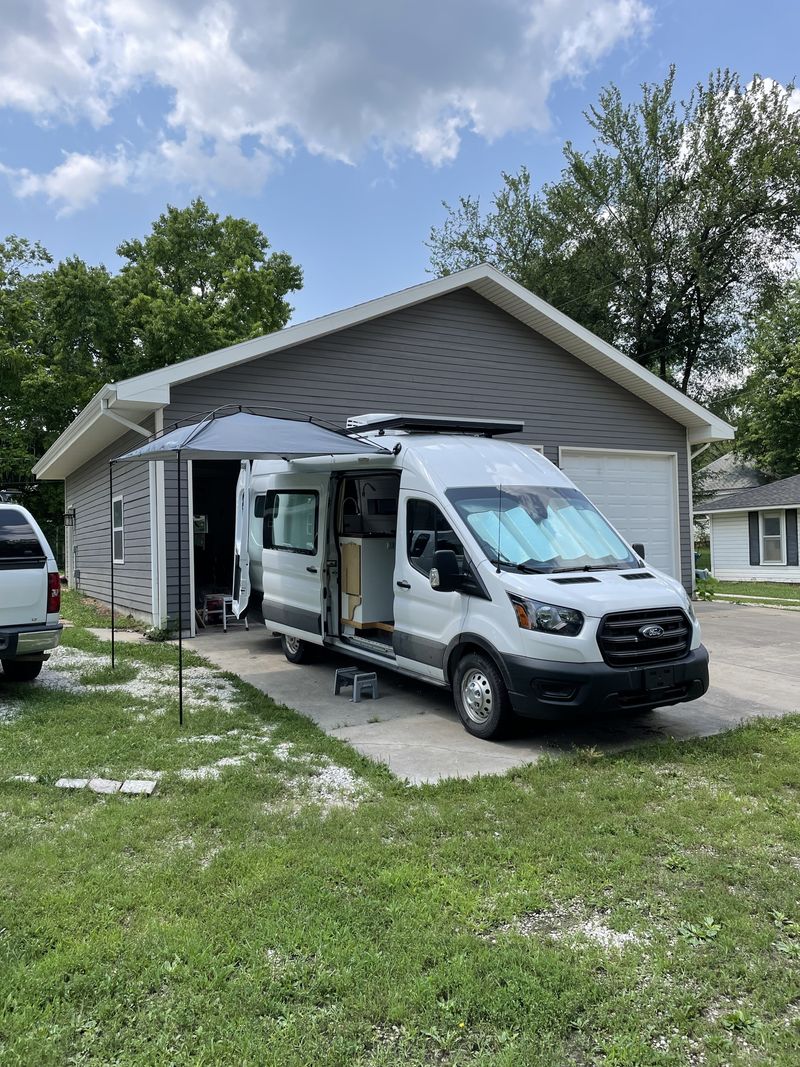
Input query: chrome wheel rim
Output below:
<box><xmin>461</xmin><ymin>668</ymin><xmax>493</xmax><ymax>724</ymax></box>
<box><xmin>284</xmin><ymin>636</ymin><xmax>301</xmax><ymax>656</ymax></box>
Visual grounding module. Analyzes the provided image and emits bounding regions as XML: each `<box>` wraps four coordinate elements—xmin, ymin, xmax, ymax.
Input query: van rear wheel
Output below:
<box><xmin>453</xmin><ymin>652</ymin><xmax>511</xmax><ymax>740</ymax></box>
<box><xmin>281</xmin><ymin>635</ymin><xmax>311</xmax><ymax>664</ymax></box>
<box><xmin>1</xmin><ymin>659</ymin><xmax>43</xmax><ymax>682</ymax></box>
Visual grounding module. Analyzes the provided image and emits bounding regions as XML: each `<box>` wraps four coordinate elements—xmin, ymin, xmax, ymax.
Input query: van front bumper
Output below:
<box><xmin>504</xmin><ymin>645</ymin><xmax>709</xmax><ymax>719</ymax></box>
<box><xmin>0</xmin><ymin>624</ymin><xmax>63</xmax><ymax>661</ymax></box>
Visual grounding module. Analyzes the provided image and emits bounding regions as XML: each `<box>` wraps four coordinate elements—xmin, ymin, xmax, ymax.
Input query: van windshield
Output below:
<box><xmin>445</xmin><ymin>486</ymin><xmax>638</xmax><ymax>573</ymax></box>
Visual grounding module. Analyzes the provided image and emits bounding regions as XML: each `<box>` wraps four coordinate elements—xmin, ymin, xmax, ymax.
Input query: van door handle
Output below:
<box><xmin>396</xmin><ymin>580</ymin><xmax>411</xmax><ymax>589</ymax></box>
<box><xmin>306</xmin><ymin>566</ymin><xmax>318</xmax><ymax>574</ymax></box>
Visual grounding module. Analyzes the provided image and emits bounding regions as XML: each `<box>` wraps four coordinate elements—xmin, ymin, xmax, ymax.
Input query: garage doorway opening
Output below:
<box><xmin>191</xmin><ymin>460</ymin><xmax>242</xmax><ymax>620</ymax></box>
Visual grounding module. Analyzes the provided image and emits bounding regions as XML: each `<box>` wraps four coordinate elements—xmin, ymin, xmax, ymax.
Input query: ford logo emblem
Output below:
<box><xmin>640</xmin><ymin>624</ymin><xmax>665</xmax><ymax>639</ymax></box>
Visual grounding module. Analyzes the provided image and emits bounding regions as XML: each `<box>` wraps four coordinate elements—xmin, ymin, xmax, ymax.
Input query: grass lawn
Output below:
<box><xmin>2</xmin><ymin>609</ymin><xmax>800</xmax><ymax>1064</ymax></box>
<box><xmin>713</xmin><ymin>581</ymin><xmax>800</xmax><ymax>609</ymax></box>
<box><xmin>59</xmin><ymin>587</ymin><xmax>145</xmax><ymax>631</ymax></box>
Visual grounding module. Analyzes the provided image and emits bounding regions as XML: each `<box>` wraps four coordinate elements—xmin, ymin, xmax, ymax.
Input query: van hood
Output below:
<box><xmin>488</xmin><ymin>566</ymin><xmax>688</xmax><ymax>617</ymax></box>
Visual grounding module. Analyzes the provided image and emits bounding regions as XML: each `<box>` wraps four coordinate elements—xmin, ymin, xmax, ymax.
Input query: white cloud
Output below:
<box><xmin>1</xmin><ymin>149</ymin><xmax>132</xmax><ymax>214</ymax></box>
<box><xmin>0</xmin><ymin>0</ymin><xmax>653</xmax><ymax>212</ymax></box>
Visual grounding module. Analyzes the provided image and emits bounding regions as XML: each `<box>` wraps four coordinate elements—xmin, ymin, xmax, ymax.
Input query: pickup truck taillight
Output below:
<box><xmin>47</xmin><ymin>572</ymin><xmax>61</xmax><ymax>614</ymax></box>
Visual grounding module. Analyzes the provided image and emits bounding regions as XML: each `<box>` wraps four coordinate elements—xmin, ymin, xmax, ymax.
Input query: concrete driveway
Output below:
<box><xmin>196</xmin><ymin>602</ymin><xmax>800</xmax><ymax>784</ymax></box>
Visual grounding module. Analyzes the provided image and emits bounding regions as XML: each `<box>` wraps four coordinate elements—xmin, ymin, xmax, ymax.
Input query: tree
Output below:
<box><xmin>0</xmin><ymin>199</ymin><xmax>302</xmax><ymax>555</ymax></box>
<box><xmin>429</xmin><ymin>69</ymin><xmax>800</xmax><ymax>401</ymax></box>
<box><xmin>736</xmin><ymin>280</ymin><xmax>800</xmax><ymax>479</ymax></box>
<box><xmin>113</xmin><ymin>199</ymin><xmax>303</xmax><ymax>376</ymax></box>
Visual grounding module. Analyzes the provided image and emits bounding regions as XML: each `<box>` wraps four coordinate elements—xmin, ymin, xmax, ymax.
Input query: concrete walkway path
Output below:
<box><xmin>195</xmin><ymin>602</ymin><xmax>800</xmax><ymax>784</ymax></box>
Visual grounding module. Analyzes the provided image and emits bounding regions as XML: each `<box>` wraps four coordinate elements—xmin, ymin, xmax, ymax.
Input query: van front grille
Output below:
<box><xmin>597</xmin><ymin>608</ymin><xmax>691</xmax><ymax>668</ymax></box>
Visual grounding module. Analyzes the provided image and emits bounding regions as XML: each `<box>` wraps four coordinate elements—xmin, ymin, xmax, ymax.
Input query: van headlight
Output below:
<box><xmin>682</xmin><ymin>593</ymin><xmax>696</xmax><ymax>621</ymax></box>
<box><xmin>508</xmin><ymin>594</ymin><xmax>584</xmax><ymax>636</ymax></box>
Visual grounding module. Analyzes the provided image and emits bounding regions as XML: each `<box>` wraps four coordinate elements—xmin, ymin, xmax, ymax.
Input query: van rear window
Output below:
<box><xmin>0</xmin><ymin>508</ymin><xmax>45</xmax><ymax>561</ymax></box>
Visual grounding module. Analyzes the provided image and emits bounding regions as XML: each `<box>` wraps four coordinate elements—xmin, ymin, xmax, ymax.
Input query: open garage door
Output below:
<box><xmin>559</xmin><ymin>448</ymin><xmax>680</xmax><ymax>579</ymax></box>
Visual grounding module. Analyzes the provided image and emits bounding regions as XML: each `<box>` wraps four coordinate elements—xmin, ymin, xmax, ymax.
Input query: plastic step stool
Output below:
<box><xmin>334</xmin><ymin>667</ymin><xmax>379</xmax><ymax>702</ymax></box>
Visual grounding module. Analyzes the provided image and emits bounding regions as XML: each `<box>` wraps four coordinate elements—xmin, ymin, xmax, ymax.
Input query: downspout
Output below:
<box><xmin>687</xmin><ymin>441</ymin><xmax>713</xmax><ymax>594</ymax></box>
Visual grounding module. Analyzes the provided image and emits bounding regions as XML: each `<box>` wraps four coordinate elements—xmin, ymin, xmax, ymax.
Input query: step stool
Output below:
<box><xmin>334</xmin><ymin>666</ymin><xmax>379</xmax><ymax>702</ymax></box>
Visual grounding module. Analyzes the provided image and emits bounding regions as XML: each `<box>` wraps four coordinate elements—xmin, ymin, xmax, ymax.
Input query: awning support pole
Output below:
<box><xmin>177</xmin><ymin>448</ymin><xmax>184</xmax><ymax>727</ymax></box>
<box><xmin>109</xmin><ymin>462</ymin><xmax>115</xmax><ymax>669</ymax></box>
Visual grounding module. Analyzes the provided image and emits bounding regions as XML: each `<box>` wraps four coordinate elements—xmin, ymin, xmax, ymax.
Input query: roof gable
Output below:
<box><xmin>34</xmin><ymin>264</ymin><xmax>733</xmax><ymax>480</ymax></box>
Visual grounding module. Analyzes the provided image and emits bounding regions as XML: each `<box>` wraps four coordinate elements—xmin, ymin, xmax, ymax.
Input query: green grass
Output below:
<box><xmin>712</xmin><ymin>580</ymin><xmax>800</xmax><ymax>609</ymax></box>
<box><xmin>2</xmin><ymin>625</ymin><xmax>800</xmax><ymax>1064</ymax></box>
<box><xmin>695</xmin><ymin>545</ymin><xmax>711</xmax><ymax>571</ymax></box>
<box><xmin>60</xmin><ymin>587</ymin><xmax>145</xmax><ymax>630</ymax></box>
<box><xmin>716</xmin><ymin>580</ymin><xmax>800</xmax><ymax>601</ymax></box>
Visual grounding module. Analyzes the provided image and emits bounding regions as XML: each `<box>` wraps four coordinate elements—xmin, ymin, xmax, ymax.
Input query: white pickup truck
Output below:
<box><xmin>0</xmin><ymin>503</ymin><xmax>62</xmax><ymax>681</ymax></box>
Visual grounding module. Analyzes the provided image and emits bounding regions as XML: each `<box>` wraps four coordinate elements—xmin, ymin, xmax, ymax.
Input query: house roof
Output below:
<box><xmin>697</xmin><ymin>473</ymin><xmax>800</xmax><ymax>513</ymax></box>
<box><xmin>696</xmin><ymin>451</ymin><xmax>767</xmax><ymax>495</ymax></box>
<box><xmin>33</xmin><ymin>263</ymin><xmax>734</xmax><ymax>480</ymax></box>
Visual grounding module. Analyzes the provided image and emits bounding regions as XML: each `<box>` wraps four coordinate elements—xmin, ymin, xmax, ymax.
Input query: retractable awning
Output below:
<box><xmin>113</xmin><ymin>409</ymin><xmax>390</xmax><ymax>463</ymax></box>
<box><xmin>110</xmin><ymin>409</ymin><xmax>390</xmax><ymax>725</ymax></box>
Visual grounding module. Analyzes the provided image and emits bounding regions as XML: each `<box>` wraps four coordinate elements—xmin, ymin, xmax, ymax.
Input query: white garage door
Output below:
<box><xmin>559</xmin><ymin>449</ymin><xmax>680</xmax><ymax>579</ymax></box>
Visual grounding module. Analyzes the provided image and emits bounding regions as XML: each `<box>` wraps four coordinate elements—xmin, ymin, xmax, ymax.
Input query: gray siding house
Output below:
<box><xmin>33</xmin><ymin>265</ymin><xmax>733</xmax><ymax>627</ymax></box>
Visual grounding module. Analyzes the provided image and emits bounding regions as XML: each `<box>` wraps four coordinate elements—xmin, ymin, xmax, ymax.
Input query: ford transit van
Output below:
<box><xmin>232</xmin><ymin>415</ymin><xmax>708</xmax><ymax>739</ymax></box>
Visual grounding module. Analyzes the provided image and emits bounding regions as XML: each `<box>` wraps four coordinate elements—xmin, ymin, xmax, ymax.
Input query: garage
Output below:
<box><xmin>36</xmin><ymin>265</ymin><xmax>733</xmax><ymax>620</ymax></box>
<box><xmin>559</xmin><ymin>448</ymin><xmax>680</xmax><ymax>579</ymax></box>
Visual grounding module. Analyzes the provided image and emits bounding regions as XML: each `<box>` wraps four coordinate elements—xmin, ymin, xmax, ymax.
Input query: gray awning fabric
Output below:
<box><xmin>113</xmin><ymin>410</ymin><xmax>389</xmax><ymax>463</ymax></box>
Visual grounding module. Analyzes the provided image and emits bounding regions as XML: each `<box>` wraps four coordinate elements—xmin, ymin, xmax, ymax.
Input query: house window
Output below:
<box><xmin>264</xmin><ymin>490</ymin><xmax>318</xmax><ymax>554</ymax></box>
<box><xmin>760</xmin><ymin>510</ymin><xmax>785</xmax><ymax>565</ymax></box>
<box><xmin>112</xmin><ymin>496</ymin><xmax>124</xmax><ymax>564</ymax></box>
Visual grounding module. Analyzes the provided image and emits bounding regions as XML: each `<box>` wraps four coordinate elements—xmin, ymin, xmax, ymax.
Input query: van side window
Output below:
<box><xmin>264</xmin><ymin>490</ymin><xmax>318</xmax><ymax>555</ymax></box>
<box><xmin>406</xmin><ymin>499</ymin><xmax>465</xmax><ymax>577</ymax></box>
<box><xmin>254</xmin><ymin>494</ymin><xmax>266</xmax><ymax>519</ymax></box>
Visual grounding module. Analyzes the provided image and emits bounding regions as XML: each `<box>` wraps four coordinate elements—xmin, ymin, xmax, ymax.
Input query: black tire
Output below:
<box><xmin>452</xmin><ymin>652</ymin><xmax>511</xmax><ymax>740</ymax></box>
<box><xmin>1</xmin><ymin>659</ymin><xmax>44</xmax><ymax>682</ymax></box>
<box><xmin>281</xmin><ymin>634</ymin><xmax>312</xmax><ymax>664</ymax></box>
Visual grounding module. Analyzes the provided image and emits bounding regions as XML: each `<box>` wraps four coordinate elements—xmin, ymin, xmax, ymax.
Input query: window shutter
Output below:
<box><xmin>786</xmin><ymin>509</ymin><xmax>799</xmax><ymax>567</ymax></box>
<box><xmin>748</xmin><ymin>512</ymin><xmax>760</xmax><ymax>565</ymax></box>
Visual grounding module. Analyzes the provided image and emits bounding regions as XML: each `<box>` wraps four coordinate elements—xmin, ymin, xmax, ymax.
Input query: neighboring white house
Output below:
<box><xmin>697</xmin><ymin>474</ymin><xmax>800</xmax><ymax>583</ymax></box>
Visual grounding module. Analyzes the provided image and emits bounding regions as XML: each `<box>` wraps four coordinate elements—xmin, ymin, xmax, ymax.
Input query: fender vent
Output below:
<box><xmin>548</xmin><ymin>576</ymin><xmax>601</xmax><ymax>585</ymax></box>
<box><xmin>621</xmin><ymin>572</ymin><xmax>654</xmax><ymax>580</ymax></box>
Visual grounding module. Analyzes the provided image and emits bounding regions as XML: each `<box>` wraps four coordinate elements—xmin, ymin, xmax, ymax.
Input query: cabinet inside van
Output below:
<box><xmin>336</xmin><ymin>474</ymin><xmax>400</xmax><ymax>649</ymax></box>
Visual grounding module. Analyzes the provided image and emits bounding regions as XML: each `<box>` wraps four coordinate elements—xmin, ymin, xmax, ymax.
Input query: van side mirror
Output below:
<box><xmin>631</xmin><ymin>542</ymin><xmax>646</xmax><ymax>560</ymax></box>
<box><xmin>430</xmin><ymin>550</ymin><xmax>463</xmax><ymax>592</ymax></box>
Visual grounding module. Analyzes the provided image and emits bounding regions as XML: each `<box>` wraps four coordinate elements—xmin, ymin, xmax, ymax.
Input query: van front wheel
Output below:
<box><xmin>281</xmin><ymin>634</ymin><xmax>311</xmax><ymax>664</ymax></box>
<box><xmin>453</xmin><ymin>652</ymin><xmax>511</xmax><ymax>740</ymax></box>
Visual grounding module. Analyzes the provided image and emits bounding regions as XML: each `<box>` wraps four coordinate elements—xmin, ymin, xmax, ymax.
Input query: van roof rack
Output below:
<box><xmin>347</xmin><ymin>414</ymin><xmax>524</xmax><ymax>437</ymax></box>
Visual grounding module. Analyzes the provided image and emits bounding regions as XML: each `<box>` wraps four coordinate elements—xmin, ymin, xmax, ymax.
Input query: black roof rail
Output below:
<box><xmin>347</xmin><ymin>414</ymin><xmax>525</xmax><ymax>437</ymax></box>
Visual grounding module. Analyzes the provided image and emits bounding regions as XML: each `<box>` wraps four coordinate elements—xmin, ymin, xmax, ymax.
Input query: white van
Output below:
<box><xmin>233</xmin><ymin>415</ymin><xmax>708</xmax><ymax>739</ymax></box>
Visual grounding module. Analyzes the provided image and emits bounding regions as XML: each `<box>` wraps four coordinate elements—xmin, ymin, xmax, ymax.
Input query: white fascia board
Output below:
<box><xmin>697</xmin><ymin>503</ymin><xmax>800</xmax><ymax>515</ymax></box>
<box><xmin>33</xmin><ymin>384</ymin><xmax>164</xmax><ymax>480</ymax></box>
<box><xmin>32</xmin><ymin>385</ymin><xmax>115</xmax><ymax>478</ymax></box>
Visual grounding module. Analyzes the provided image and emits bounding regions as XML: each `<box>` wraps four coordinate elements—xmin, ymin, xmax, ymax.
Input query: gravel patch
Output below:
<box><xmin>488</xmin><ymin>902</ymin><xmax>647</xmax><ymax>951</ymax></box>
<box><xmin>267</xmin><ymin>754</ymin><xmax>371</xmax><ymax>815</ymax></box>
<box><xmin>178</xmin><ymin>752</ymin><xmax>259</xmax><ymax>780</ymax></box>
<box><xmin>0</xmin><ymin>646</ymin><xmax>244</xmax><ymax>718</ymax></box>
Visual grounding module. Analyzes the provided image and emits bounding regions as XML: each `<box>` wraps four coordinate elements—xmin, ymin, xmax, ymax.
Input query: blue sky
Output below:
<box><xmin>1</xmin><ymin>0</ymin><xmax>798</xmax><ymax>323</ymax></box>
